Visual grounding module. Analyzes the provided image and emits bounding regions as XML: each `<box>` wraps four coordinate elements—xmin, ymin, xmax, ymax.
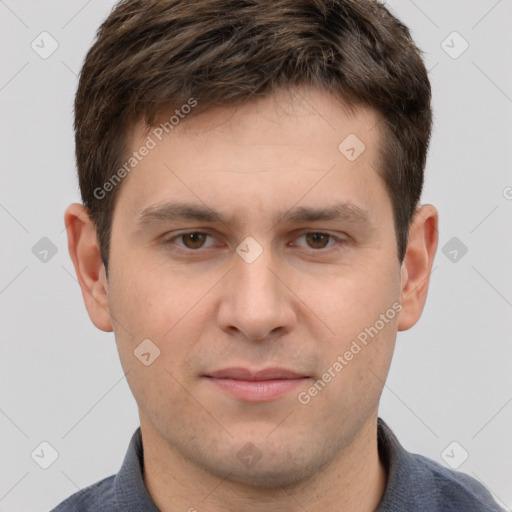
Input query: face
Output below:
<box><xmin>103</xmin><ymin>87</ymin><xmax>403</xmax><ymax>487</ymax></box>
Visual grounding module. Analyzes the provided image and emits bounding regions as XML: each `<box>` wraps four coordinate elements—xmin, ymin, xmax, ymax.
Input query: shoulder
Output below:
<box><xmin>411</xmin><ymin>452</ymin><xmax>504</xmax><ymax>511</ymax></box>
<box><xmin>49</xmin><ymin>474</ymin><xmax>116</xmax><ymax>512</ymax></box>
<box><xmin>376</xmin><ymin>418</ymin><xmax>504</xmax><ymax>511</ymax></box>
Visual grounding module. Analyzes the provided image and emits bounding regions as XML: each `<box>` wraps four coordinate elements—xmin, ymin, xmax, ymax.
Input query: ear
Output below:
<box><xmin>397</xmin><ymin>204</ymin><xmax>439</xmax><ymax>331</ymax></box>
<box><xmin>64</xmin><ymin>203</ymin><xmax>113</xmax><ymax>332</ymax></box>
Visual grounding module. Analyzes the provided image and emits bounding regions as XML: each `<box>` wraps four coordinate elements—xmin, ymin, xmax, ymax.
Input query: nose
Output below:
<box><xmin>216</xmin><ymin>245</ymin><xmax>297</xmax><ymax>341</ymax></box>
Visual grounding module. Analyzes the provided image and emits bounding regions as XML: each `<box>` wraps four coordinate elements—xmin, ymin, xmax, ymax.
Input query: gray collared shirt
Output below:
<box><xmin>50</xmin><ymin>417</ymin><xmax>504</xmax><ymax>511</ymax></box>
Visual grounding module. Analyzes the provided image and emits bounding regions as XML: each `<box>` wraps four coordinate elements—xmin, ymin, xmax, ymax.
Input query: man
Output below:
<box><xmin>52</xmin><ymin>0</ymin><xmax>503</xmax><ymax>510</ymax></box>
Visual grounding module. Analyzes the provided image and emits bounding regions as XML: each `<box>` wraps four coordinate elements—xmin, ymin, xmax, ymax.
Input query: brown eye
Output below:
<box><xmin>180</xmin><ymin>232</ymin><xmax>209</xmax><ymax>249</ymax></box>
<box><xmin>304</xmin><ymin>232</ymin><xmax>332</xmax><ymax>249</ymax></box>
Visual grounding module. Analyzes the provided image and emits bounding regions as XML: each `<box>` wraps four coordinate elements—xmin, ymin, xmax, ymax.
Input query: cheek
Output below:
<box><xmin>108</xmin><ymin>258</ymin><xmax>199</xmax><ymax>337</ymax></box>
<box><xmin>299</xmin><ymin>264</ymin><xmax>400</xmax><ymax>404</ymax></box>
<box><xmin>306</xmin><ymin>311</ymin><xmax>397</xmax><ymax>419</ymax></box>
<box><xmin>107</xmin><ymin>261</ymin><xmax>217</xmax><ymax>377</ymax></box>
<box><xmin>298</xmin><ymin>264</ymin><xmax>400</xmax><ymax>338</ymax></box>
<box><xmin>107</xmin><ymin>267</ymin><xmax>204</xmax><ymax>412</ymax></box>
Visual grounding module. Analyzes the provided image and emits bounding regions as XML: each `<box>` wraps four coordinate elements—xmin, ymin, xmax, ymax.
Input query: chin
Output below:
<box><xmin>219</xmin><ymin>463</ymin><xmax>314</xmax><ymax>490</ymax></box>
<box><xmin>195</xmin><ymin>444</ymin><xmax>334</xmax><ymax>490</ymax></box>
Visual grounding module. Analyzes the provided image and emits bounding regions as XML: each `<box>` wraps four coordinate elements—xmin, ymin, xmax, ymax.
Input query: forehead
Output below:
<box><xmin>133</xmin><ymin>87</ymin><xmax>379</xmax><ymax>154</ymax></box>
<box><xmin>115</xmin><ymin>87</ymin><xmax>389</xmax><ymax>226</ymax></box>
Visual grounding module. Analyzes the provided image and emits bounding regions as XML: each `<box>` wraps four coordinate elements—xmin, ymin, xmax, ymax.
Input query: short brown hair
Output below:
<box><xmin>74</xmin><ymin>0</ymin><xmax>432</xmax><ymax>270</ymax></box>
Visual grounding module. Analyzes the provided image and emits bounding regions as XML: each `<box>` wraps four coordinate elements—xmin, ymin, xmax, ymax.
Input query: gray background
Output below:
<box><xmin>1</xmin><ymin>0</ymin><xmax>511</xmax><ymax>510</ymax></box>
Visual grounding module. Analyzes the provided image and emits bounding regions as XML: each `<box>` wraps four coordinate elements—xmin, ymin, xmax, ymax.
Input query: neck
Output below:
<box><xmin>141</xmin><ymin>415</ymin><xmax>387</xmax><ymax>512</ymax></box>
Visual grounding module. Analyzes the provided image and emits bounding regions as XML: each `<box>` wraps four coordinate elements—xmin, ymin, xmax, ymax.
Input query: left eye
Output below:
<box><xmin>292</xmin><ymin>232</ymin><xmax>339</xmax><ymax>250</ymax></box>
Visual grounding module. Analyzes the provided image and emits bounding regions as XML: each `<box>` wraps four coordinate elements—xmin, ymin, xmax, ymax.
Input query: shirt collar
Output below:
<box><xmin>113</xmin><ymin>426</ymin><xmax>160</xmax><ymax>511</ymax></box>
<box><xmin>375</xmin><ymin>417</ymin><xmax>437</xmax><ymax>511</ymax></box>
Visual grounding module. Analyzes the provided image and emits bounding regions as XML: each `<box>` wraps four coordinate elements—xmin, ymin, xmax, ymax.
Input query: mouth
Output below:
<box><xmin>203</xmin><ymin>367</ymin><xmax>310</xmax><ymax>402</ymax></box>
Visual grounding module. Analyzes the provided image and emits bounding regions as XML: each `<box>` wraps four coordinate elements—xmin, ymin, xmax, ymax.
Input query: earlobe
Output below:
<box><xmin>64</xmin><ymin>203</ymin><xmax>113</xmax><ymax>332</ymax></box>
<box><xmin>397</xmin><ymin>204</ymin><xmax>439</xmax><ymax>332</ymax></box>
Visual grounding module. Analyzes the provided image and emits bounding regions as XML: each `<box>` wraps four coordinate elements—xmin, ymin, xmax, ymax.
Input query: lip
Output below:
<box><xmin>204</xmin><ymin>367</ymin><xmax>310</xmax><ymax>402</ymax></box>
<box><xmin>207</xmin><ymin>367</ymin><xmax>306</xmax><ymax>380</ymax></box>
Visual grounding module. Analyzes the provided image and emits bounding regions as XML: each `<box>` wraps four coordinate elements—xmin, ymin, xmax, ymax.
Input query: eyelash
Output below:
<box><xmin>164</xmin><ymin>230</ymin><xmax>347</xmax><ymax>253</ymax></box>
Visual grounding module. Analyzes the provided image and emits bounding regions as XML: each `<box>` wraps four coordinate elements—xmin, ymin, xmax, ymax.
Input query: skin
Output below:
<box><xmin>65</xmin><ymin>86</ymin><xmax>438</xmax><ymax>512</ymax></box>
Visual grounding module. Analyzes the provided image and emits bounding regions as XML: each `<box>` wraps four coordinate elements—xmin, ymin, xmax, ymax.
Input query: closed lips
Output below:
<box><xmin>206</xmin><ymin>367</ymin><xmax>308</xmax><ymax>380</ymax></box>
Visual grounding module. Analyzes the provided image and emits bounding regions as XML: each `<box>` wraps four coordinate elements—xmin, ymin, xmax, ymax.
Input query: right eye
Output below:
<box><xmin>165</xmin><ymin>231</ymin><xmax>220</xmax><ymax>251</ymax></box>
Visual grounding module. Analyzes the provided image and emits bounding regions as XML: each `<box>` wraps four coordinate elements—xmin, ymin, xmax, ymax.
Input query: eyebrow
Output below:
<box><xmin>135</xmin><ymin>200</ymin><xmax>376</xmax><ymax>231</ymax></box>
